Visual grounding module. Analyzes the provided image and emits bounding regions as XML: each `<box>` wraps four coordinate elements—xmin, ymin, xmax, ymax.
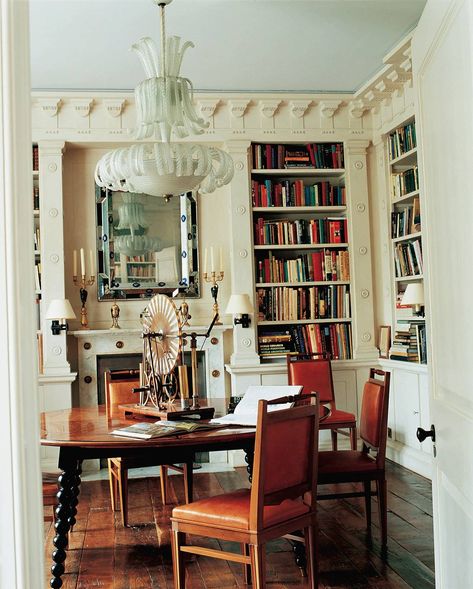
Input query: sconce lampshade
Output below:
<box><xmin>45</xmin><ymin>299</ymin><xmax>76</xmax><ymax>321</ymax></box>
<box><xmin>225</xmin><ymin>294</ymin><xmax>253</xmax><ymax>315</ymax></box>
<box><xmin>402</xmin><ymin>283</ymin><xmax>425</xmax><ymax>306</ymax></box>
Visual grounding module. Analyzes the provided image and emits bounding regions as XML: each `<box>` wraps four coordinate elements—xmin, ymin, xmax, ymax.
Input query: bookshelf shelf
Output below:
<box><xmin>251</xmin><ymin>142</ymin><xmax>353</xmax><ymax>361</ymax></box>
<box><xmin>386</xmin><ymin>119</ymin><xmax>427</xmax><ymax>365</ymax></box>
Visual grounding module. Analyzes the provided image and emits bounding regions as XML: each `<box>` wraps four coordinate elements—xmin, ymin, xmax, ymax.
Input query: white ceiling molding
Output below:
<box><xmin>36</xmin><ymin>97</ymin><xmax>62</xmax><ymax>118</ymax></box>
<box><xmin>103</xmin><ymin>99</ymin><xmax>126</xmax><ymax>118</ymax></box>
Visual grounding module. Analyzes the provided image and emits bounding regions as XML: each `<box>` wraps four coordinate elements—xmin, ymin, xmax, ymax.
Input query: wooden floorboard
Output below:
<box><xmin>44</xmin><ymin>461</ymin><xmax>434</xmax><ymax>589</ymax></box>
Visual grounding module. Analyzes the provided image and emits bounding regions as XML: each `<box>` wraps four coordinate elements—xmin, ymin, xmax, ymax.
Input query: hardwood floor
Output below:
<box><xmin>43</xmin><ymin>461</ymin><xmax>434</xmax><ymax>588</ymax></box>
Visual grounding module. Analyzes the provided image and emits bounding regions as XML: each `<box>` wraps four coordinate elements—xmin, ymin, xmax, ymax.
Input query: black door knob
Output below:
<box><xmin>416</xmin><ymin>425</ymin><xmax>436</xmax><ymax>443</ymax></box>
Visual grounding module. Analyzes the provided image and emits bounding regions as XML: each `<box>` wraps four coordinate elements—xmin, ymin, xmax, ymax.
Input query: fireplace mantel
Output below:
<box><xmin>70</xmin><ymin>325</ymin><xmax>232</xmax><ymax>407</ymax></box>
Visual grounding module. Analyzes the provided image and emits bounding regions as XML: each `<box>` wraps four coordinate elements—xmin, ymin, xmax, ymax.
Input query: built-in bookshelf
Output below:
<box><xmin>32</xmin><ymin>144</ymin><xmax>43</xmax><ymax>373</ymax></box>
<box><xmin>251</xmin><ymin>142</ymin><xmax>352</xmax><ymax>362</ymax></box>
<box><xmin>113</xmin><ymin>253</ymin><xmax>158</xmax><ymax>285</ymax></box>
<box><xmin>387</xmin><ymin>119</ymin><xmax>427</xmax><ymax>364</ymax></box>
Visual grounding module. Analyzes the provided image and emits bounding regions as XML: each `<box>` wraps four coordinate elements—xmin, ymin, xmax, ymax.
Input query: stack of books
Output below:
<box><xmin>258</xmin><ymin>331</ymin><xmax>295</xmax><ymax>358</ymax></box>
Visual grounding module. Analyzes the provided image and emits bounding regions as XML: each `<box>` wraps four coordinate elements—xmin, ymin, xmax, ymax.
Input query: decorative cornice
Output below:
<box><xmin>259</xmin><ymin>99</ymin><xmax>281</xmax><ymax>119</ymax></box>
<box><xmin>290</xmin><ymin>100</ymin><xmax>312</xmax><ymax>119</ymax></box>
<box><xmin>229</xmin><ymin>99</ymin><xmax>250</xmax><ymax>119</ymax></box>
<box><xmin>71</xmin><ymin>98</ymin><xmax>94</xmax><ymax>117</ymax></box>
<box><xmin>198</xmin><ymin>98</ymin><xmax>220</xmax><ymax>119</ymax></box>
<box><xmin>103</xmin><ymin>98</ymin><xmax>125</xmax><ymax>118</ymax></box>
<box><xmin>348</xmin><ymin>100</ymin><xmax>368</xmax><ymax>119</ymax></box>
<box><xmin>320</xmin><ymin>100</ymin><xmax>342</xmax><ymax>119</ymax></box>
<box><xmin>36</xmin><ymin>98</ymin><xmax>62</xmax><ymax>117</ymax></box>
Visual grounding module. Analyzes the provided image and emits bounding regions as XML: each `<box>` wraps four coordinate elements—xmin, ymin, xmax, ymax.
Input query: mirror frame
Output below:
<box><xmin>95</xmin><ymin>185</ymin><xmax>200</xmax><ymax>300</ymax></box>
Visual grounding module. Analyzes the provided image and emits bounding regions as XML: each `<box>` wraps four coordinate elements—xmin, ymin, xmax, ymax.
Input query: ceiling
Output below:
<box><xmin>29</xmin><ymin>0</ymin><xmax>426</xmax><ymax>94</ymax></box>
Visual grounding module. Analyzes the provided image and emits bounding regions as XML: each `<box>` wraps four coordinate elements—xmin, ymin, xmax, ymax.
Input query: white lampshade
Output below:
<box><xmin>402</xmin><ymin>283</ymin><xmax>425</xmax><ymax>306</ymax></box>
<box><xmin>225</xmin><ymin>294</ymin><xmax>253</xmax><ymax>315</ymax></box>
<box><xmin>45</xmin><ymin>299</ymin><xmax>76</xmax><ymax>321</ymax></box>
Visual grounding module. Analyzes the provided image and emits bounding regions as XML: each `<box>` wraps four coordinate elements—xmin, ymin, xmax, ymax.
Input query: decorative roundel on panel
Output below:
<box><xmin>181</xmin><ymin>250</ymin><xmax>187</xmax><ymax>258</ymax></box>
<box><xmin>48</xmin><ymin>163</ymin><xmax>58</xmax><ymax>173</ymax></box>
<box><xmin>181</xmin><ymin>214</ymin><xmax>186</xmax><ymax>222</ymax></box>
<box><xmin>359</xmin><ymin>246</ymin><xmax>368</xmax><ymax>255</ymax></box>
<box><xmin>361</xmin><ymin>289</ymin><xmax>370</xmax><ymax>299</ymax></box>
<box><xmin>52</xmin><ymin>346</ymin><xmax>62</xmax><ymax>356</ymax></box>
<box><xmin>239</xmin><ymin>249</ymin><xmax>248</xmax><ymax>258</ymax></box>
<box><xmin>49</xmin><ymin>208</ymin><xmax>59</xmax><ymax>218</ymax></box>
<box><xmin>50</xmin><ymin>254</ymin><xmax>59</xmax><ymax>264</ymax></box>
<box><xmin>235</xmin><ymin>161</ymin><xmax>244</xmax><ymax>171</ymax></box>
<box><xmin>237</xmin><ymin>205</ymin><xmax>246</xmax><ymax>215</ymax></box>
<box><xmin>362</xmin><ymin>332</ymin><xmax>372</xmax><ymax>342</ymax></box>
<box><xmin>354</xmin><ymin>160</ymin><xmax>364</xmax><ymax>170</ymax></box>
<box><xmin>242</xmin><ymin>338</ymin><xmax>252</xmax><ymax>348</ymax></box>
<box><xmin>356</xmin><ymin>202</ymin><xmax>366</xmax><ymax>213</ymax></box>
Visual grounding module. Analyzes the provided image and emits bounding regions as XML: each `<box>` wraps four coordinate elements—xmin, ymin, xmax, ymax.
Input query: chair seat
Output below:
<box><xmin>172</xmin><ymin>489</ymin><xmax>309</xmax><ymax>530</ymax></box>
<box><xmin>320</xmin><ymin>408</ymin><xmax>356</xmax><ymax>428</ymax></box>
<box><xmin>318</xmin><ymin>450</ymin><xmax>381</xmax><ymax>479</ymax></box>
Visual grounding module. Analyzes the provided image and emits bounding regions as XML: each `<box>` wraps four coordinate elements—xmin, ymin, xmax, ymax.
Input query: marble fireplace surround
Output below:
<box><xmin>71</xmin><ymin>325</ymin><xmax>232</xmax><ymax>408</ymax></box>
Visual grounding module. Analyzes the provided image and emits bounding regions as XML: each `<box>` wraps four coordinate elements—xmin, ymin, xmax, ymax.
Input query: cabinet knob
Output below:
<box><xmin>416</xmin><ymin>425</ymin><xmax>436</xmax><ymax>443</ymax></box>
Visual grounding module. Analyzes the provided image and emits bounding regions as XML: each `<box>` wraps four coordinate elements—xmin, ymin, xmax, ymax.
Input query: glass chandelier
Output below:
<box><xmin>95</xmin><ymin>0</ymin><xmax>234</xmax><ymax>199</ymax></box>
<box><xmin>113</xmin><ymin>194</ymin><xmax>161</xmax><ymax>256</ymax></box>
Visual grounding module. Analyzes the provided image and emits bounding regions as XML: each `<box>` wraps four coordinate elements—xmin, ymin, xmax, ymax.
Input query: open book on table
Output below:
<box><xmin>111</xmin><ymin>420</ymin><xmax>223</xmax><ymax>440</ymax></box>
<box><xmin>210</xmin><ymin>385</ymin><xmax>303</xmax><ymax>427</ymax></box>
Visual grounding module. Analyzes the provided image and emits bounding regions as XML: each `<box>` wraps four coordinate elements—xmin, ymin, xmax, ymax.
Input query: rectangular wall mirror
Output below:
<box><xmin>96</xmin><ymin>186</ymin><xmax>199</xmax><ymax>300</ymax></box>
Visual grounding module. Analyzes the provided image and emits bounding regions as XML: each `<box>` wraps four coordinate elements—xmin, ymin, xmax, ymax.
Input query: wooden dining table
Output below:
<box><xmin>41</xmin><ymin>401</ymin><xmax>329</xmax><ymax>588</ymax></box>
<box><xmin>41</xmin><ymin>404</ymin><xmax>257</xmax><ymax>589</ymax></box>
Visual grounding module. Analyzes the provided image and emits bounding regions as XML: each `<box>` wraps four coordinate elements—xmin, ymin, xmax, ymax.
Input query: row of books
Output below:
<box><xmin>389</xmin><ymin>321</ymin><xmax>426</xmax><ymax>363</ymax></box>
<box><xmin>394</xmin><ymin>239</ymin><xmax>423</xmax><ymax>277</ymax></box>
<box><xmin>33</xmin><ymin>185</ymin><xmax>40</xmax><ymax>210</ymax></box>
<box><xmin>257</xmin><ymin>285</ymin><xmax>350</xmax><ymax>321</ymax></box>
<box><xmin>392</xmin><ymin>167</ymin><xmax>419</xmax><ymax>198</ymax></box>
<box><xmin>391</xmin><ymin>198</ymin><xmax>421</xmax><ymax>238</ymax></box>
<box><xmin>251</xmin><ymin>179</ymin><xmax>346</xmax><ymax>208</ymax></box>
<box><xmin>256</xmin><ymin>250</ymin><xmax>350</xmax><ymax>284</ymax></box>
<box><xmin>125</xmin><ymin>265</ymin><xmax>156</xmax><ymax>278</ymax></box>
<box><xmin>254</xmin><ymin>217</ymin><xmax>348</xmax><ymax>246</ymax></box>
<box><xmin>389</xmin><ymin>121</ymin><xmax>417</xmax><ymax>160</ymax></box>
<box><xmin>32</xmin><ymin>145</ymin><xmax>39</xmax><ymax>172</ymax></box>
<box><xmin>252</xmin><ymin>143</ymin><xmax>344</xmax><ymax>170</ymax></box>
<box><xmin>258</xmin><ymin>323</ymin><xmax>352</xmax><ymax>360</ymax></box>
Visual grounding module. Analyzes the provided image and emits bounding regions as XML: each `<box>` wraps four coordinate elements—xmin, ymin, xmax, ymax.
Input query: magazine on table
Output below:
<box><xmin>210</xmin><ymin>385</ymin><xmax>303</xmax><ymax>427</ymax></box>
<box><xmin>112</xmin><ymin>419</ymin><xmax>224</xmax><ymax>440</ymax></box>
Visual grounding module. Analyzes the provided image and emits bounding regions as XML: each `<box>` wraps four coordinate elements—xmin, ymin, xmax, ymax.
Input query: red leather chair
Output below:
<box><xmin>171</xmin><ymin>395</ymin><xmax>321</xmax><ymax>589</ymax></box>
<box><xmin>105</xmin><ymin>370</ymin><xmax>192</xmax><ymax>527</ymax></box>
<box><xmin>287</xmin><ymin>353</ymin><xmax>357</xmax><ymax>450</ymax></box>
<box><xmin>317</xmin><ymin>368</ymin><xmax>391</xmax><ymax>547</ymax></box>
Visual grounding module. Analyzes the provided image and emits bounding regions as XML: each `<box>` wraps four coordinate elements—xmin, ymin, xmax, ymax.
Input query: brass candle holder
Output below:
<box><xmin>72</xmin><ymin>274</ymin><xmax>95</xmax><ymax>329</ymax></box>
<box><xmin>203</xmin><ymin>270</ymin><xmax>224</xmax><ymax>325</ymax></box>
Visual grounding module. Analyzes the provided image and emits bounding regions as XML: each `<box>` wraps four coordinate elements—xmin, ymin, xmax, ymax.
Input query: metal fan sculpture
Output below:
<box><xmin>140</xmin><ymin>294</ymin><xmax>182</xmax><ymax>409</ymax></box>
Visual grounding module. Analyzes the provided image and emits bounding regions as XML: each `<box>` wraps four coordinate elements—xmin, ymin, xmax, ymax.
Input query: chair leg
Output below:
<box><xmin>350</xmin><ymin>426</ymin><xmax>357</xmax><ymax>450</ymax></box>
<box><xmin>249</xmin><ymin>544</ymin><xmax>266</xmax><ymax>589</ymax></box>
<box><xmin>117</xmin><ymin>464</ymin><xmax>129</xmax><ymax>527</ymax></box>
<box><xmin>363</xmin><ymin>480</ymin><xmax>372</xmax><ymax>531</ymax></box>
<box><xmin>241</xmin><ymin>543</ymin><xmax>251</xmax><ymax>585</ymax></box>
<box><xmin>160</xmin><ymin>466</ymin><xmax>168</xmax><ymax>505</ymax></box>
<box><xmin>108</xmin><ymin>461</ymin><xmax>118</xmax><ymax>512</ymax></box>
<box><xmin>376</xmin><ymin>478</ymin><xmax>388</xmax><ymax>548</ymax></box>
<box><xmin>304</xmin><ymin>525</ymin><xmax>318</xmax><ymax>589</ymax></box>
<box><xmin>171</xmin><ymin>530</ymin><xmax>186</xmax><ymax>589</ymax></box>
<box><xmin>183</xmin><ymin>461</ymin><xmax>193</xmax><ymax>504</ymax></box>
<box><xmin>330</xmin><ymin>429</ymin><xmax>338</xmax><ymax>451</ymax></box>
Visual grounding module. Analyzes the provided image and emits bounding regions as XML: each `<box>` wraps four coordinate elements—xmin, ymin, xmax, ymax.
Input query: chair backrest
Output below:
<box><xmin>287</xmin><ymin>353</ymin><xmax>335</xmax><ymax>405</ymax></box>
<box><xmin>104</xmin><ymin>369</ymin><xmax>140</xmax><ymax>420</ymax></box>
<box><xmin>359</xmin><ymin>368</ymin><xmax>391</xmax><ymax>466</ymax></box>
<box><xmin>249</xmin><ymin>394</ymin><xmax>320</xmax><ymax>531</ymax></box>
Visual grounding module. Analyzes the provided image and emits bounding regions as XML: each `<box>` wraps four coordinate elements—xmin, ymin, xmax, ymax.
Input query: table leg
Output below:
<box><xmin>49</xmin><ymin>457</ymin><xmax>82</xmax><ymax>589</ymax></box>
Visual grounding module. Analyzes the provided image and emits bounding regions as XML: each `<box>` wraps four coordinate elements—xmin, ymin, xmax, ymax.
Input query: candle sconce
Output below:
<box><xmin>203</xmin><ymin>271</ymin><xmax>224</xmax><ymax>324</ymax></box>
<box><xmin>73</xmin><ymin>275</ymin><xmax>96</xmax><ymax>329</ymax></box>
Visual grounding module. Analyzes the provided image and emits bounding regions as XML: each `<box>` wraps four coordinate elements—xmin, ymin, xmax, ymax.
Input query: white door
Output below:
<box><xmin>413</xmin><ymin>0</ymin><xmax>473</xmax><ymax>586</ymax></box>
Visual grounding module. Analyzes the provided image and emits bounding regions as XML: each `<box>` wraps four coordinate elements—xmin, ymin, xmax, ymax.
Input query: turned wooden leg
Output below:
<box><xmin>330</xmin><ymin>429</ymin><xmax>338</xmax><ymax>451</ymax></box>
<box><xmin>49</xmin><ymin>457</ymin><xmax>81</xmax><ymax>589</ymax></box>
<box><xmin>304</xmin><ymin>525</ymin><xmax>318</xmax><ymax>589</ymax></box>
<box><xmin>171</xmin><ymin>530</ymin><xmax>186</xmax><ymax>589</ymax></box>
<box><xmin>249</xmin><ymin>544</ymin><xmax>266</xmax><ymax>589</ymax></box>
<box><xmin>118</xmin><ymin>464</ymin><xmax>128</xmax><ymax>527</ymax></box>
<box><xmin>364</xmin><ymin>480</ymin><xmax>372</xmax><ymax>531</ymax></box>
<box><xmin>160</xmin><ymin>466</ymin><xmax>168</xmax><ymax>505</ymax></box>
<box><xmin>377</xmin><ymin>478</ymin><xmax>388</xmax><ymax>548</ymax></box>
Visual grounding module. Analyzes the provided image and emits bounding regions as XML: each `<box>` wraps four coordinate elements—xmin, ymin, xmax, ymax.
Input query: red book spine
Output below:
<box><xmin>265</xmin><ymin>144</ymin><xmax>272</xmax><ymax>169</ymax></box>
<box><xmin>313</xmin><ymin>252</ymin><xmax>323</xmax><ymax>281</ymax></box>
<box><xmin>307</xmin><ymin>143</ymin><xmax>315</xmax><ymax>167</ymax></box>
<box><xmin>321</xmin><ymin>181</ymin><xmax>328</xmax><ymax>206</ymax></box>
<box><xmin>329</xmin><ymin>221</ymin><xmax>342</xmax><ymax>244</ymax></box>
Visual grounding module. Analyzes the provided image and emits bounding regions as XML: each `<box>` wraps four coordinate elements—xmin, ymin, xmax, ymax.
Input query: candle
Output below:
<box><xmin>73</xmin><ymin>250</ymin><xmax>78</xmax><ymax>277</ymax></box>
<box><xmin>204</xmin><ymin>248</ymin><xmax>208</xmax><ymax>274</ymax></box>
<box><xmin>210</xmin><ymin>246</ymin><xmax>215</xmax><ymax>273</ymax></box>
<box><xmin>80</xmin><ymin>248</ymin><xmax>85</xmax><ymax>276</ymax></box>
<box><xmin>89</xmin><ymin>250</ymin><xmax>94</xmax><ymax>277</ymax></box>
<box><xmin>219</xmin><ymin>247</ymin><xmax>223</xmax><ymax>273</ymax></box>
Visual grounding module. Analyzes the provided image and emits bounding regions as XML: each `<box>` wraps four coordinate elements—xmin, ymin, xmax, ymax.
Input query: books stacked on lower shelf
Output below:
<box><xmin>389</xmin><ymin>321</ymin><xmax>427</xmax><ymax>364</ymax></box>
<box><xmin>258</xmin><ymin>330</ymin><xmax>296</xmax><ymax>358</ymax></box>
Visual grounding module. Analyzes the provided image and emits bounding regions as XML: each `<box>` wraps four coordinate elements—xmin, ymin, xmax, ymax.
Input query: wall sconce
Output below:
<box><xmin>225</xmin><ymin>294</ymin><xmax>253</xmax><ymax>328</ymax></box>
<box><xmin>402</xmin><ymin>282</ymin><xmax>425</xmax><ymax>317</ymax></box>
<box><xmin>45</xmin><ymin>299</ymin><xmax>76</xmax><ymax>335</ymax></box>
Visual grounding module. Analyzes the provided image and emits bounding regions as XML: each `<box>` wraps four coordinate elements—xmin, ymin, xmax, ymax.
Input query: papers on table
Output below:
<box><xmin>210</xmin><ymin>385</ymin><xmax>303</xmax><ymax>427</ymax></box>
